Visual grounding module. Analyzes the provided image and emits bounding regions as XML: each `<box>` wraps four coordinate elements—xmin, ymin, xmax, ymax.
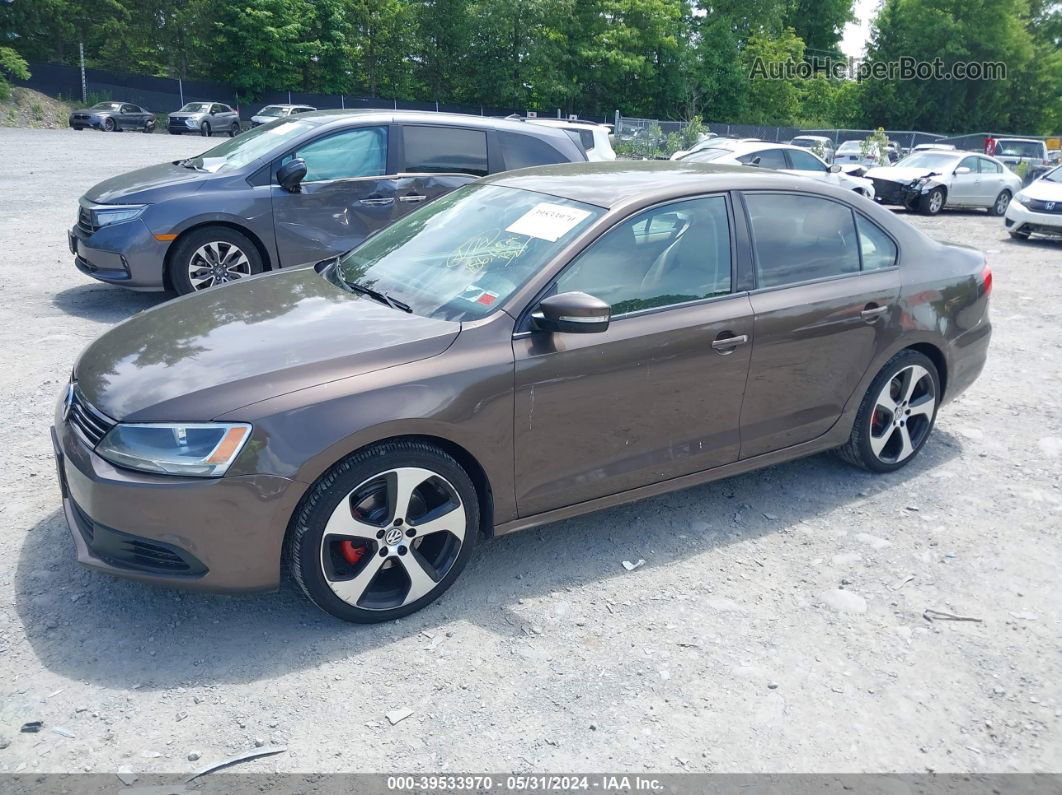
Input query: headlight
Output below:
<box><xmin>96</xmin><ymin>423</ymin><xmax>252</xmax><ymax>477</ymax></box>
<box><xmin>185</xmin><ymin>117</ymin><xmax>198</xmax><ymax>127</ymax></box>
<box><xmin>1016</xmin><ymin>193</ymin><xmax>1033</xmax><ymax>206</ymax></box>
<box><xmin>91</xmin><ymin>204</ymin><xmax>147</xmax><ymax>228</ymax></box>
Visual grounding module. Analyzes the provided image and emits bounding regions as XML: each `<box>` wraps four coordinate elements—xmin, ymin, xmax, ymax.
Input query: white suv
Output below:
<box><xmin>527</xmin><ymin>119</ymin><xmax>616</xmax><ymax>161</ymax></box>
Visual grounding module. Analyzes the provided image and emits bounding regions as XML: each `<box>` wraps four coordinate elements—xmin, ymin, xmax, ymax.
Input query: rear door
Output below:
<box><xmin>976</xmin><ymin>156</ymin><xmax>1005</xmax><ymax>204</ymax></box>
<box><xmin>738</xmin><ymin>191</ymin><xmax>901</xmax><ymax>458</ymax></box>
<box><xmin>271</xmin><ymin>124</ymin><xmax>398</xmax><ymax>266</ymax></box>
<box><xmin>392</xmin><ymin>124</ymin><xmax>486</xmax><ymax>220</ymax></box>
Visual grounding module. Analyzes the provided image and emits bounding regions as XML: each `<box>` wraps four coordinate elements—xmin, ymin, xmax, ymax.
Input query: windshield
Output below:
<box><xmin>91</xmin><ymin>102</ymin><xmax>122</xmax><ymax>111</ymax></box>
<box><xmin>791</xmin><ymin>138</ymin><xmax>818</xmax><ymax>148</ymax></box>
<box><xmin>179</xmin><ymin>103</ymin><xmax>212</xmax><ymax>113</ymax></box>
<box><xmin>682</xmin><ymin>148</ymin><xmax>733</xmax><ymax>162</ymax></box>
<box><xmin>259</xmin><ymin>106</ymin><xmax>287</xmax><ymax>117</ymax></box>
<box><xmin>1043</xmin><ymin>166</ymin><xmax>1062</xmax><ymax>183</ymax></box>
<box><xmin>184</xmin><ymin>118</ymin><xmax>315</xmax><ymax>173</ymax></box>
<box><xmin>995</xmin><ymin>140</ymin><xmax>1043</xmax><ymax>158</ymax></box>
<box><xmin>336</xmin><ymin>184</ymin><xmax>604</xmax><ymax>321</ymax></box>
<box><xmin>895</xmin><ymin>152</ymin><xmax>960</xmax><ymax>170</ymax></box>
<box><xmin>836</xmin><ymin>141</ymin><xmax>863</xmax><ymax>153</ymax></box>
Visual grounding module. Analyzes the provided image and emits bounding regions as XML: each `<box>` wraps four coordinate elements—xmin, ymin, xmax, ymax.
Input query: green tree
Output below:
<box><xmin>208</xmin><ymin>0</ymin><xmax>312</xmax><ymax>97</ymax></box>
<box><xmin>741</xmin><ymin>27</ymin><xmax>805</xmax><ymax>125</ymax></box>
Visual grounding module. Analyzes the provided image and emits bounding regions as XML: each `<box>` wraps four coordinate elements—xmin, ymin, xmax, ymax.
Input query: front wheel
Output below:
<box><xmin>836</xmin><ymin>350</ymin><xmax>940</xmax><ymax>473</ymax></box>
<box><xmin>102</xmin><ymin>117</ymin><xmax>116</xmax><ymax>132</ymax></box>
<box><xmin>920</xmin><ymin>187</ymin><xmax>945</xmax><ymax>215</ymax></box>
<box><xmin>288</xmin><ymin>441</ymin><xmax>480</xmax><ymax>622</ymax></box>
<box><xmin>200</xmin><ymin>121</ymin><xmax>211</xmax><ymax>137</ymax></box>
<box><xmin>989</xmin><ymin>190</ymin><xmax>1011</xmax><ymax>216</ymax></box>
<box><xmin>168</xmin><ymin>226</ymin><xmax>263</xmax><ymax>295</ymax></box>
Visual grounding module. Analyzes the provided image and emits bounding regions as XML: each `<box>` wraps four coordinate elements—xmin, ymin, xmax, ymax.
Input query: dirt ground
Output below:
<box><xmin>0</xmin><ymin>128</ymin><xmax>1059</xmax><ymax>777</ymax></box>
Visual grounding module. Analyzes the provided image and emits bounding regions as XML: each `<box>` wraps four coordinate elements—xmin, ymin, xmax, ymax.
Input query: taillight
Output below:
<box><xmin>981</xmin><ymin>262</ymin><xmax>992</xmax><ymax>296</ymax></box>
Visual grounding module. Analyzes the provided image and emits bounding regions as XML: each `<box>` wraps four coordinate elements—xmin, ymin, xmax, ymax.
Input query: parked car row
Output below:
<box><xmin>69</xmin><ymin>99</ymin><xmax>319</xmax><ymax>137</ymax></box>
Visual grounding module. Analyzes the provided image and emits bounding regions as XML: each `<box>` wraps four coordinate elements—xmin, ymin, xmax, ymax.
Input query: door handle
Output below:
<box><xmin>399</xmin><ymin>194</ymin><xmax>428</xmax><ymax>203</ymax></box>
<box><xmin>359</xmin><ymin>197</ymin><xmax>394</xmax><ymax>206</ymax></box>
<box><xmin>861</xmin><ymin>304</ymin><xmax>889</xmax><ymax>322</ymax></box>
<box><xmin>711</xmin><ymin>333</ymin><xmax>749</xmax><ymax>352</ymax></box>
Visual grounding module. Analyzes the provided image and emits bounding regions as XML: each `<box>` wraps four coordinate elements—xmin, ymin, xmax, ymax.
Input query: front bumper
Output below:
<box><xmin>68</xmin><ymin>218</ymin><xmax>171</xmax><ymax>291</ymax></box>
<box><xmin>52</xmin><ymin>398</ymin><xmax>308</xmax><ymax>592</ymax></box>
<box><xmin>1004</xmin><ymin>200</ymin><xmax>1062</xmax><ymax>237</ymax></box>
<box><xmin>871</xmin><ymin>178</ymin><xmax>919</xmax><ymax>207</ymax></box>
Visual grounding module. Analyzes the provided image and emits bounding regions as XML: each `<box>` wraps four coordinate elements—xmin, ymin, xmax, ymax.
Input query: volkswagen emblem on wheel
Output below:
<box><xmin>384</xmin><ymin>527</ymin><xmax>404</xmax><ymax>546</ymax></box>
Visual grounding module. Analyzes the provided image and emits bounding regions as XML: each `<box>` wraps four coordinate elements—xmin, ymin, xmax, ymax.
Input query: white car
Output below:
<box><xmin>527</xmin><ymin>119</ymin><xmax>616</xmax><ymax>161</ymax></box>
<box><xmin>1005</xmin><ymin>165</ymin><xmax>1062</xmax><ymax>240</ymax></box>
<box><xmin>789</xmin><ymin>134</ymin><xmax>835</xmax><ymax>163</ymax></box>
<box><xmin>670</xmin><ymin>133</ymin><xmax>721</xmax><ymax>160</ymax></box>
<box><xmin>250</xmin><ymin>104</ymin><xmax>317</xmax><ymax>128</ymax></box>
<box><xmin>866</xmin><ymin>150</ymin><xmax>1022</xmax><ymax>216</ymax></box>
<box><xmin>681</xmin><ymin>140</ymin><xmax>875</xmax><ymax>198</ymax></box>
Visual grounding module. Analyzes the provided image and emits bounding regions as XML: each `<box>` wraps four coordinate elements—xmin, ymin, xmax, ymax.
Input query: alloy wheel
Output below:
<box><xmin>994</xmin><ymin>192</ymin><xmax>1011</xmax><ymax>215</ymax></box>
<box><xmin>187</xmin><ymin>241</ymin><xmax>251</xmax><ymax>290</ymax></box>
<box><xmin>928</xmin><ymin>190</ymin><xmax>943</xmax><ymax>214</ymax></box>
<box><xmin>320</xmin><ymin>467</ymin><xmax>466</xmax><ymax>611</ymax></box>
<box><xmin>869</xmin><ymin>364</ymin><xmax>936</xmax><ymax>464</ymax></box>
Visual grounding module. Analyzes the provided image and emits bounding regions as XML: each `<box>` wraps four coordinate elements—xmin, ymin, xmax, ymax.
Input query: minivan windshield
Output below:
<box><xmin>336</xmin><ymin>184</ymin><xmax>604</xmax><ymax>321</ymax></box>
<box><xmin>179</xmin><ymin>103</ymin><xmax>212</xmax><ymax>113</ymax></box>
<box><xmin>895</xmin><ymin>152</ymin><xmax>960</xmax><ymax>170</ymax></box>
<box><xmin>183</xmin><ymin>118</ymin><xmax>316</xmax><ymax>173</ymax></box>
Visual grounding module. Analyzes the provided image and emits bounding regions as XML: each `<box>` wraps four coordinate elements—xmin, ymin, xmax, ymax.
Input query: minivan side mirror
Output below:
<box><xmin>532</xmin><ymin>291</ymin><xmax>610</xmax><ymax>334</ymax></box>
<box><xmin>828</xmin><ymin>163</ymin><xmax>842</xmax><ymax>173</ymax></box>
<box><xmin>278</xmin><ymin>158</ymin><xmax>308</xmax><ymax>193</ymax></box>
<box><xmin>954</xmin><ymin>166</ymin><xmax>972</xmax><ymax>175</ymax></box>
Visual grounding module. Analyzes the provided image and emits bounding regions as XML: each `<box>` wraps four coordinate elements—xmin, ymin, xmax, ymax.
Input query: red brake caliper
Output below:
<box><xmin>339</xmin><ymin>540</ymin><xmax>367</xmax><ymax>565</ymax></box>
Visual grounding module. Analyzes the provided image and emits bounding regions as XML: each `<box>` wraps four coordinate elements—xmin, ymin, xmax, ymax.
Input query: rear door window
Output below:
<box><xmin>745</xmin><ymin>193</ymin><xmax>861</xmax><ymax>288</ymax></box>
<box><xmin>499</xmin><ymin>131</ymin><xmax>569</xmax><ymax>170</ymax></box>
<box><xmin>402</xmin><ymin>126</ymin><xmax>488</xmax><ymax>176</ymax></box>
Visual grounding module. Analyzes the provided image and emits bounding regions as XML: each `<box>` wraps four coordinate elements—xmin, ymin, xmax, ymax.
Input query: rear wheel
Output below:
<box><xmin>989</xmin><ymin>190</ymin><xmax>1011</xmax><ymax>216</ymax></box>
<box><xmin>200</xmin><ymin>121</ymin><xmax>211</xmax><ymax>137</ymax></box>
<box><xmin>142</xmin><ymin>119</ymin><xmax>155</xmax><ymax>134</ymax></box>
<box><xmin>168</xmin><ymin>226</ymin><xmax>262</xmax><ymax>295</ymax></box>
<box><xmin>288</xmin><ymin>441</ymin><xmax>479</xmax><ymax>622</ymax></box>
<box><xmin>229</xmin><ymin>122</ymin><xmax>241</xmax><ymax>137</ymax></box>
<box><xmin>837</xmin><ymin>350</ymin><xmax>940</xmax><ymax>472</ymax></box>
<box><xmin>920</xmin><ymin>187</ymin><xmax>945</xmax><ymax>215</ymax></box>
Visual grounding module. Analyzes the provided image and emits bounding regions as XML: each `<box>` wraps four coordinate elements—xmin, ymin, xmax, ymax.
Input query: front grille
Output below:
<box><xmin>77</xmin><ymin>205</ymin><xmax>97</xmax><ymax>234</ymax></box>
<box><xmin>67</xmin><ymin>386</ymin><xmax>115</xmax><ymax>447</ymax></box>
<box><xmin>1028</xmin><ymin>199</ymin><xmax>1062</xmax><ymax>214</ymax></box>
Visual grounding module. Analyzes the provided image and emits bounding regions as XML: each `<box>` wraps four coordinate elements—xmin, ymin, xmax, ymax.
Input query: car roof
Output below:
<box><xmin>528</xmin><ymin>119</ymin><xmax>608</xmax><ymax>131</ymax></box>
<box><xmin>484</xmin><ymin>160</ymin><xmax>837</xmax><ymax>209</ymax></box>
<box><xmin>693</xmin><ymin>140</ymin><xmax>808</xmax><ymax>156</ymax></box>
<box><xmin>261</xmin><ymin>104</ymin><xmax>313</xmax><ymax>109</ymax></box>
<box><xmin>995</xmin><ymin>137</ymin><xmax>1042</xmax><ymax>143</ymax></box>
<box><xmin>792</xmin><ymin>135</ymin><xmax>830</xmax><ymax>142</ymax></box>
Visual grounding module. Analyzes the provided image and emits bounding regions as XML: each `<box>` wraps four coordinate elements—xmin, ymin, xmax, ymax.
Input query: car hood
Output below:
<box><xmin>83</xmin><ymin>161</ymin><xmax>209</xmax><ymax>204</ymax></box>
<box><xmin>865</xmin><ymin>166</ymin><xmax>941</xmax><ymax>184</ymax></box>
<box><xmin>169</xmin><ymin>112</ymin><xmax>205</xmax><ymax>120</ymax></box>
<box><xmin>1022</xmin><ymin>179</ymin><xmax>1062</xmax><ymax>200</ymax></box>
<box><xmin>74</xmin><ymin>268</ymin><xmax>461</xmax><ymax>422</ymax></box>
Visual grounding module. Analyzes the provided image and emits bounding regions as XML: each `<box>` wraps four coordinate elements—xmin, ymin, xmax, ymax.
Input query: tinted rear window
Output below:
<box><xmin>402</xmin><ymin>126</ymin><xmax>488</xmax><ymax>176</ymax></box>
<box><xmin>500</xmin><ymin>131</ymin><xmax>569</xmax><ymax>170</ymax></box>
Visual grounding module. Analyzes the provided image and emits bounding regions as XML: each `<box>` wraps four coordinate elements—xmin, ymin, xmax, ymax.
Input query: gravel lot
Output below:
<box><xmin>0</xmin><ymin>127</ymin><xmax>1059</xmax><ymax>777</ymax></box>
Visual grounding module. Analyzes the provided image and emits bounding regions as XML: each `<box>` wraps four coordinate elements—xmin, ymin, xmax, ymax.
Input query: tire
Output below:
<box><xmin>288</xmin><ymin>440</ymin><xmax>480</xmax><ymax>623</ymax></box>
<box><xmin>168</xmin><ymin>226</ymin><xmax>263</xmax><ymax>295</ymax></box>
<box><xmin>102</xmin><ymin>117</ymin><xmax>115</xmax><ymax>132</ymax></box>
<box><xmin>142</xmin><ymin>120</ymin><xmax>155</xmax><ymax>134</ymax></box>
<box><xmin>229</xmin><ymin>122</ymin><xmax>241</xmax><ymax>137</ymax></box>
<box><xmin>836</xmin><ymin>349</ymin><xmax>941</xmax><ymax>473</ymax></box>
<box><xmin>989</xmin><ymin>190</ymin><xmax>1012</xmax><ymax>216</ymax></box>
<box><xmin>200</xmin><ymin>121</ymin><xmax>211</xmax><ymax>137</ymax></box>
<box><xmin>919</xmin><ymin>187</ymin><xmax>945</xmax><ymax>215</ymax></box>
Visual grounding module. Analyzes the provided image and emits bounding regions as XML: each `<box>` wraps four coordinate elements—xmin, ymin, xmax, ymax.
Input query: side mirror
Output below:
<box><xmin>828</xmin><ymin>164</ymin><xmax>842</xmax><ymax>173</ymax></box>
<box><xmin>531</xmin><ymin>291</ymin><xmax>610</xmax><ymax>334</ymax></box>
<box><xmin>277</xmin><ymin>158</ymin><xmax>307</xmax><ymax>193</ymax></box>
<box><xmin>955</xmin><ymin>166</ymin><xmax>972</xmax><ymax>175</ymax></box>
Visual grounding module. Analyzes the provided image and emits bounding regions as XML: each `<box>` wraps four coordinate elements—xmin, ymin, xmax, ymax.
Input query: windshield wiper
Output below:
<box><xmin>345</xmin><ymin>279</ymin><xmax>412</xmax><ymax>313</ymax></box>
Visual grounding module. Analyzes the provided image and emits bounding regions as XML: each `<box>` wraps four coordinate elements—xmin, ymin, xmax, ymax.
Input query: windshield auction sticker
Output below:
<box><xmin>506</xmin><ymin>203</ymin><xmax>592</xmax><ymax>242</ymax></box>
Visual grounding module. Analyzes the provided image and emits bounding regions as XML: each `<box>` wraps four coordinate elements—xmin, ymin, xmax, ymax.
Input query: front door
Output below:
<box><xmin>738</xmin><ymin>191</ymin><xmax>901</xmax><ymax>458</ymax></box>
<box><xmin>272</xmin><ymin>125</ymin><xmax>398</xmax><ymax>267</ymax></box>
<box><xmin>513</xmin><ymin>194</ymin><xmax>754</xmax><ymax>517</ymax></box>
<box><xmin>949</xmin><ymin>155</ymin><xmax>982</xmax><ymax>205</ymax></box>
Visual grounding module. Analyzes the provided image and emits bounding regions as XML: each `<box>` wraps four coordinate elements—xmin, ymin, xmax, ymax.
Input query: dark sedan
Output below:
<box><xmin>68</xmin><ymin>110</ymin><xmax>587</xmax><ymax>295</ymax></box>
<box><xmin>69</xmin><ymin>101</ymin><xmax>155</xmax><ymax>133</ymax></box>
<box><xmin>53</xmin><ymin>162</ymin><xmax>992</xmax><ymax>622</ymax></box>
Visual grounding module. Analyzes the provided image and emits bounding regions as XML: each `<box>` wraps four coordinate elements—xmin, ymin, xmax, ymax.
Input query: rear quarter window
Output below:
<box><xmin>499</xmin><ymin>131</ymin><xmax>570</xmax><ymax>170</ymax></box>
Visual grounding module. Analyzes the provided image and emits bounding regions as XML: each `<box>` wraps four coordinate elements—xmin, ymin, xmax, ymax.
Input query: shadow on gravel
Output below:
<box><xmin>15</xmin><ymin>432</ymin><xmax>961</xmax><ymax>689</ymax></box>
<box><xmin>52</xmin><ymin>284</ymin><xmax>168</xmax><ymax>323</ymax></box>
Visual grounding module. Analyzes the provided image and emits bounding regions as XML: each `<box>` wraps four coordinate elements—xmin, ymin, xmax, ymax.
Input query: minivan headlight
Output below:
<box><xmin>92</xmin><ymin>204</ymin><xmax>147</xmax><ymax>228</ymax></box>
<box><xmin>96</xmin><ymin>423</ymin><xmax>252</xmax><ymax>477</ymax></box>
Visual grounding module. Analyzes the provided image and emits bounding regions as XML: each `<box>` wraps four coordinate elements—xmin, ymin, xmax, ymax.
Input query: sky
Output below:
<box><xmin>841</xmin><ymin>0</ymin><xmax>881</xmax><ymax>58</ymax></box>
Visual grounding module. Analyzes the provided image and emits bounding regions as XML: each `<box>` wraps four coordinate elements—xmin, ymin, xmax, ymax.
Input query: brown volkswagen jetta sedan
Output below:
<box><xmin>52</xmin><ymin>162</ymin><xmax>992</xmax><ymax>622</ymax></box>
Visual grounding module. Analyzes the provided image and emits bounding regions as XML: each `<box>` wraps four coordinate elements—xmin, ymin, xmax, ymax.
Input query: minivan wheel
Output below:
<box><xmin>168</xmin><ymin>226</ymin><xmax>263</xmax><ymax>295</ymax></box>
<box><xmin>920</xmin><ymin>187</ymin><xmax>945</xmax><ymax>215</ymax></box>
<box><xmin>288</xmin><ymin>441</ymin><xmax>480</xmax><ymax>623</ymax></box>
<box><xmin>989</xmin><ymin>190</ymin><xmax>1011</xmax><ymax>216</ymax></box>
<box><xmin>200</xmin><ymin>121</ymin><xmax>211</xmax><ymax>137</ymax></box>
<box><xmin>837</xmin><ymin>350</ymin><xmax>940</xmax><ymax>473</ymax></box>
